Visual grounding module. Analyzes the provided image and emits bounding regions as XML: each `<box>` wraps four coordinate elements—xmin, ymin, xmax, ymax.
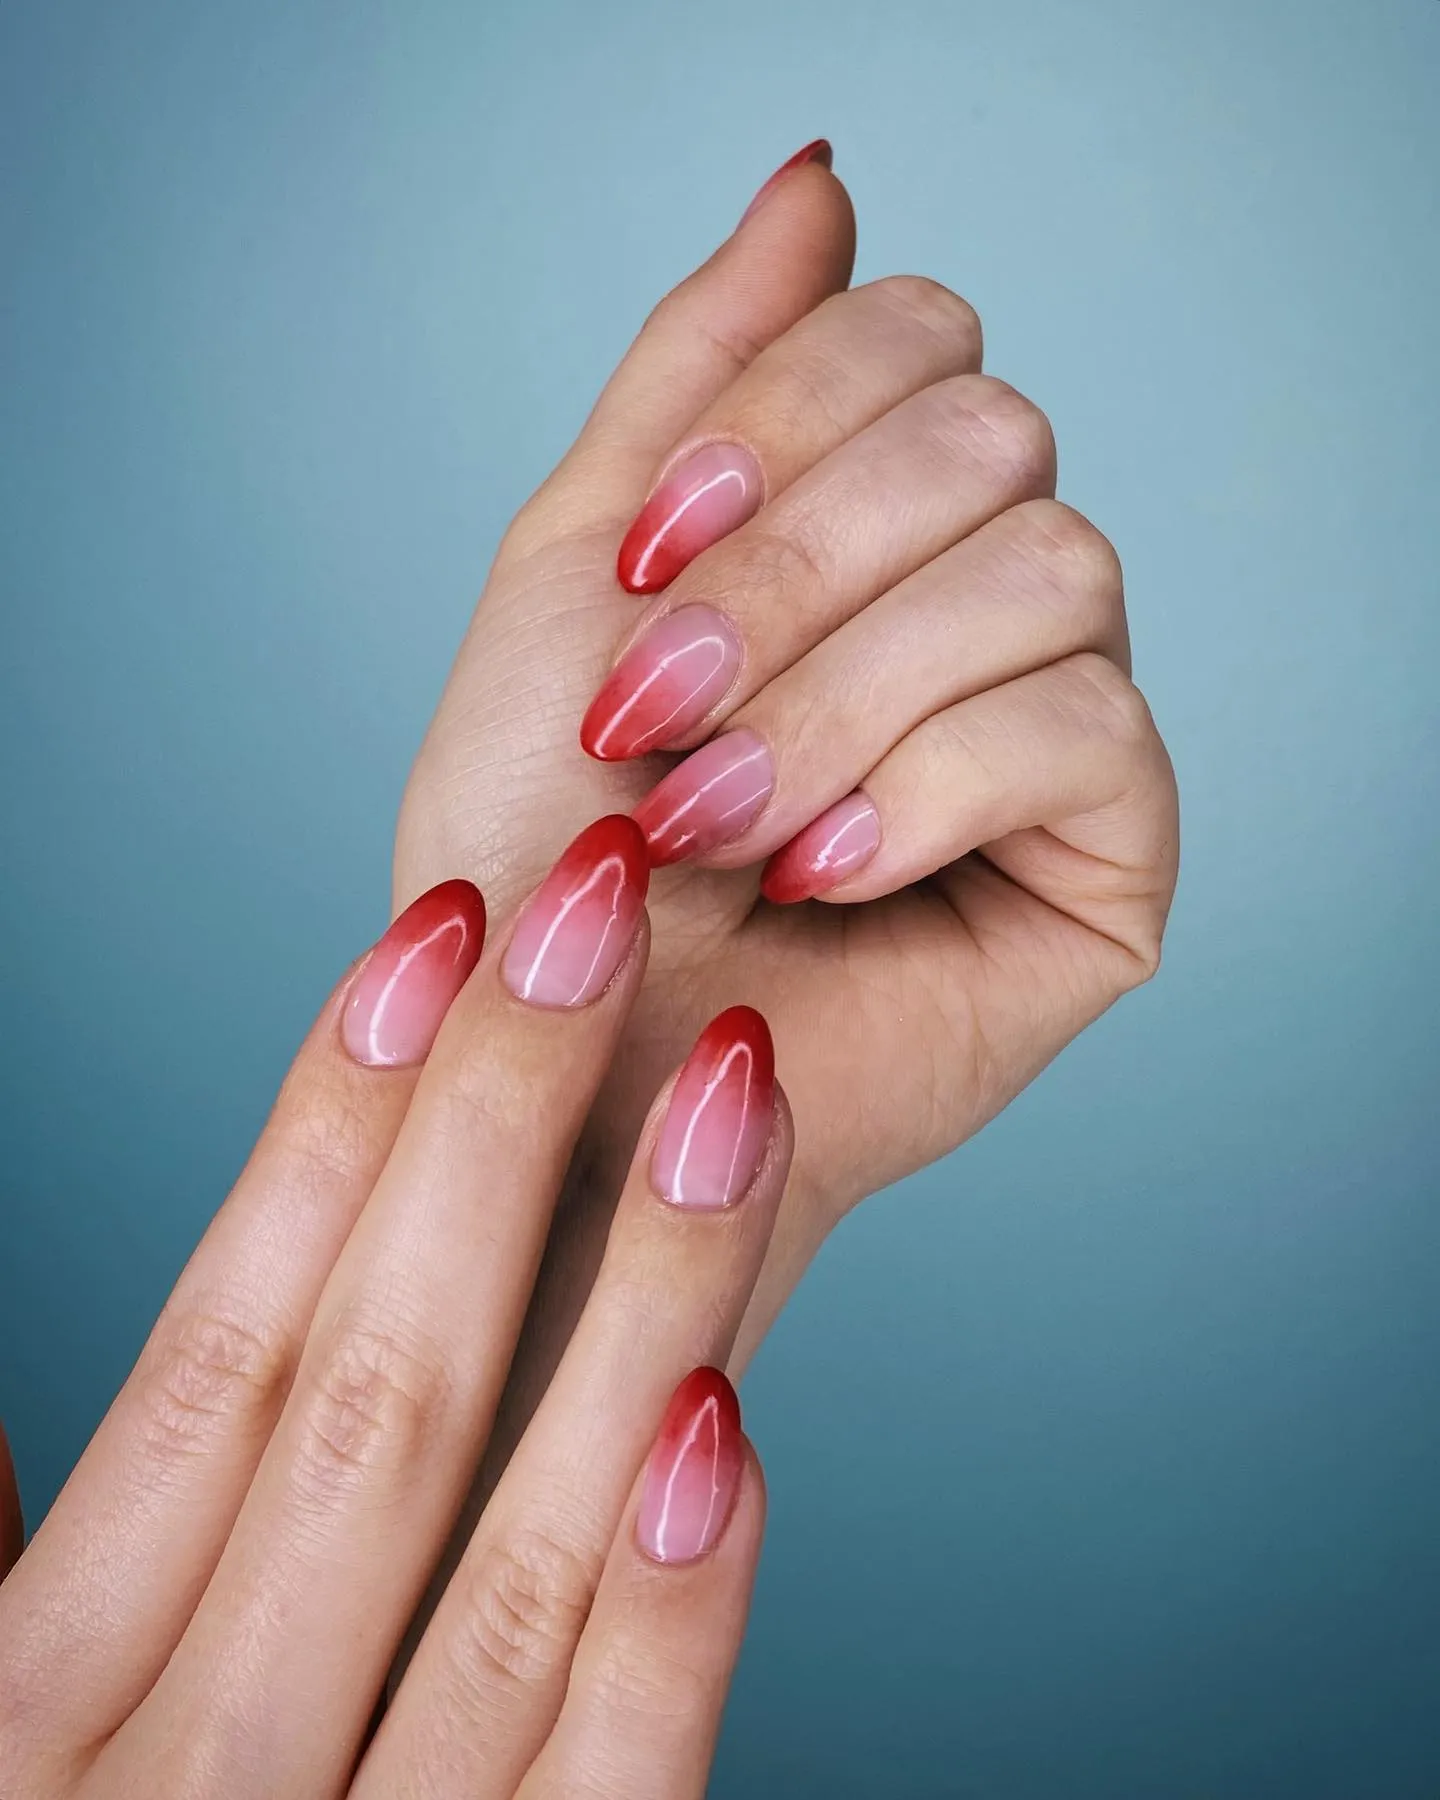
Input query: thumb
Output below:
<box><xmin>516</xmin><ymin>142</ymin><xmax>855</xmax><ymax>547</ymax></box>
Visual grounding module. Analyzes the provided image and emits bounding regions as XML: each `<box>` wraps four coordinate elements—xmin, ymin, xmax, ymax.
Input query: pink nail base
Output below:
<box><xmin>636</xmin><ymin>1368</ymin><xmax>744</xmax><ymax>1564</ymax></box>
<box><xmin>760</xmin><ymin>792</ymin><xmax>881</xmax><ymax>904</ymax></box>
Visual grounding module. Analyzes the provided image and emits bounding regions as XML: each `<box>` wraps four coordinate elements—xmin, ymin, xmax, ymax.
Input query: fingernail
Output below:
<box><xmin>342</xmin><ymin>879</ymin><xmax>486</xmax><ymax>1067</ymax></box>
<box><xmin>617</xmin><ymin>442</ymin><xmax>764</xmax><ymax>596</ymax></box>
<box><xmin>637</xmin><ymin>1367</ymin><xmax>744</xmax><ymax>1564</ymax></box>
<box><xmin>739</xmin><ymin>138</ymin><xmax>834</xmax><ymax>227</ymax></box>
<box><xmin>632</xmin><ymin>730</ymin><xmax>774</xmax><ymax>867</ymax></box>
<box><xmin>580</xmin><ymin>606</ymin><xmax>742</xmax><ymax>762</ymax></box>
<box><xmin>760</xmin><ymin>791</ymin><xmax>881</xmax><ymax>903</ymax></box>
<box><xmin>653</xmin><ymin>1007</ymin><xmax>775</xmax><ymax>1210</ymax></box>
<box><xmin>501</xmin><ymin>816</ymin><xmax>649</xmax><ymax>1008</ymax></box>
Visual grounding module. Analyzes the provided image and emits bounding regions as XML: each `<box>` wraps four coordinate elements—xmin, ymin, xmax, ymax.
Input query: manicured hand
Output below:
<box><xmin>0</xmin><ymin>822</ymin><xmax>787</xmax><ymax>1799</ymax></box>
<box><xmin>395</xmin><ymin>144</ymin><xmax>1178</xmax><ymax>1367</ymax></box>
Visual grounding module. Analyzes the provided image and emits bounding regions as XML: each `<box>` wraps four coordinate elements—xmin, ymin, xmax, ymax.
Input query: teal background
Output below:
<box><xmin>3</xmin><ymin>2</ymin><xmax>1437</xmax><ymax>1794</ymax></box>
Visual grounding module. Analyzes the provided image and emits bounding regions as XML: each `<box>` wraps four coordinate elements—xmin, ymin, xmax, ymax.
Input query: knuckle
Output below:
<box><xmin>1129</xmin><ymin>935</ymin><xmax>1166</xmax><ymax>985</ymax></box>
<box><xmin>448</xmin><ymin>1527</ymin><xmax>599</xmax><ymax>1699</ymax></box>
<box><xmin>1014</xmin><ymin>498</ymin><xmax>1124</xmax><ymax>596</ymax></box>
<box><xmin>646</xmin><ymin>288</ymin><xmax>764</xmax><ymax>379</ymax></box>
<box><xmin>292</xmin><ymin>1314</ymin><xmax>452</xmax><ymax>1492</ymax></box>
<box><xmin>931</xmin><ymin>374</ymin><xmax>1055</xmax><ymax>491</ymax></box>
<box><xmin>1006</xmin><ymin>499</ymin><xmax>1126</xmax><ymax>634</ymax></box>
<box><xmin>741</xmin><ymin>341</ymin><xmax>856</xmax><ymax>450</ymax></box>
<box><xmin>1066</xmin><ymin>652</ymin><xmax>1158</xmax><ymax>746</ymax></box>
<box><xmin>865</xmin><ymin>273</ymin><xmax>983</xmax><ymax>357</ymax></box>
<box><xmin>134</xmin><ymin>1305</ymin><xmax>291</xmax><ymax>1464</ymax></box>
<box><xmin>586</xmin><ymin>1633</ymin><xmax>712</xmax><ymax>1726</ymax></box>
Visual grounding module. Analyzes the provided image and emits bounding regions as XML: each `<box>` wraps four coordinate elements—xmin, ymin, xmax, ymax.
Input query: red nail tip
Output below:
<box><xmin>616</xmin><ymin>442</ymin><xmax>764</xmax><ymax>596</ymax></box>
<box><xmin>580</xmin><ymin>606</ymin><xmax>742</xmax><ymax>763</ymax></box>
<box><xmin>636</xmin><ymin>1367</ymin><xmax>744</xmax><ymax>1564</ymax></box>
<box><xmin>739</xmin><ymin>139</ymin><xmax>834</xmax><ymax>226</ymax></box>
<box><xmin>759</xmin><ymin>792</ymin><xmax>881</xmax><ymax>904</ymax></box>
<box><xmin>342</xmin><ymin>879</ymin><xmax>486</xmax><ymax>1067</ymax></box>
<box><xmin>653</xmin><ymin>1006</ymin><xmax>775</xmax><ymax>1210</ymax></box>
<box><xmin>500</xmin><ymin>816</ymin><xmax>649</xmax><ymax>1009</ymax></box>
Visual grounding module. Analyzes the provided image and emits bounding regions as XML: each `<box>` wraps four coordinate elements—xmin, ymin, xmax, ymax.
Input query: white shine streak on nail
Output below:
<box><xmin>360</xmin><ymin>916</ymin><xmax>465</xmax><ymax>1063</ymax></box>
<box><xmin>670</xmin><ymin>1039</ymin><xmax>754</xmax><ymax>1207</ymax></box>
<box><xmin>593</xmin><ymin>632</ymin><xmax>731</xmax><ymax>757</ymax></box>
<box><xmin>517</xmin><ymin>854</ymin><xmax>628</xmax><ymax>1004</ymax></box>
<box><xmin>631</xmin><ymin>467</ymin><xmax>748</xmax><ymax>589</ymax></box>
<box><xmin>814</xmin><ymin>805</ymin><xmax>878</xmax><ymax>875</ymax></box>
<box><xmin>653</xmin><ymin>1394</ymin><xmax>722</xmax><ymax>1562</ymax></box>
<box><xmin>649</xmin><ymin>742</ymin><xmax>771</xmax><ymax>853</ymax></box>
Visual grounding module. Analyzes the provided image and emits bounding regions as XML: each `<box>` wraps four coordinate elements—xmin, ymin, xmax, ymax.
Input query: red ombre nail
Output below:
<box><xmin>760</xmin><ymin>792</ymin><xmax>881</xmax><ymax>903</ymax></box>
<box><xmin>342</xmin><ymin>879</ymin><xmax>486</xmax><ymax>1067</ymax></box>
<box><xmin>739</xmin><ymin>138</ymin><xmax>834</xmax><ymax>227</ymax></box>
<box><xmin>633</xmin><ymin>730</ymin><xmax>774</xmax><ymax>867</ymax></box>
<box><xmin>653</xmin><ymin>1007</ymin><xmax>775</xmax><ymax>1211</ymax></box>
<box><xmin>617</xmin><ymin>442</ymin><xmax>764</xmax><ymax>596</ymax></box>
<box><xmin>501</xmin><ymin>816</ymin><xmax>648</xmax><ymax>1008</ymax></box>
<box><xmin>580</xmin><ymin>606</ymin><xmax>742</xmax><ymax>762</ymax></box>
<box><xmin>637</xmin><ymin>1368</ymin><xmax>744</xmax><ymax>1564</ymax></box>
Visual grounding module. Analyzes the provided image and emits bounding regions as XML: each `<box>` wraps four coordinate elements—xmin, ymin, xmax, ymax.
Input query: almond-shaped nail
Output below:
<box><xmin>632</xmin><ymin>730</ymin><xmax>774</xmax><ymax>867</ymax></box>
<box><xmin>580</xmin><ymin>606</ymin><xmax>742</xmax><ymax>762</ymax></box>
<box><xmin>501</xmin><ymin>816</ymin><xmax>648</xmax><ymax>1008</ymax></box>
<box><xmin>738</xmin><ymin>138</ymin><xmax>834</xmax><ymax>227</ymax></box>
<box><xmin>653</xmin><ymin>1006</ymin><xmax>775</xmax><ymax>1211</ymax></box>
<box><xmin>617</xmin><ymin>442</ymin><xmax>764</xmax><ymax>596</ymax></box>
<box><xmin>342</xmin><ymin>880</ymin><xmax>486</xmax><ymax>1067</ymax></box>
<box><xmin>760</xmin><ymin>792</ymin><xmax>881</xmax><ymax>903</ymax></box>
<box><xmin>636</xmin><ymin>1367</ymin><xmax>744</xmax><ymax>1565</ymax></box>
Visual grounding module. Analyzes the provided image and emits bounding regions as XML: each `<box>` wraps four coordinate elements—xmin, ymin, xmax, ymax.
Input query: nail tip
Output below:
<box><xmin>759</xmin><ymin>865</ymin><xmax>804</xmax><ymax>905</ymax></box>
<box><xmin>615</xmin><ymin>540</ymin><xmax>653</xmax><ymax>595</ymax></box>
<box><xmin>578</xmin><ymin>706</ymin><xmax>637</xmax><ymax>762</ymax></box>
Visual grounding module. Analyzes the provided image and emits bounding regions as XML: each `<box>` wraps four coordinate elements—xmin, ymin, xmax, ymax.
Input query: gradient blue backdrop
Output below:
<box><xmin>3</xmin><ymin>3</ymin><xmax>1437</xmax><ymax>1794</ymax></box>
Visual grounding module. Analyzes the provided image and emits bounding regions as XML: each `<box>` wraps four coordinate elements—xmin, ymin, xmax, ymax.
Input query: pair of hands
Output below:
<box><xmin>0</xmin><ymin>142</ymin><xmax>1178</xmax><ymax>1794</ymax></box>
<box><xmin>398</xmin><ymin>143</ymin><xmax>1178</xmax><ymax>1407</ymax></box>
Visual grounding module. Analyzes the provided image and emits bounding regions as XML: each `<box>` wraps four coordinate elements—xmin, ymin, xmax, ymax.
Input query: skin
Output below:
<box><xmin>0</xmin><ymin>154</ymin><xmax>1179</xmax><ymax>1786</ymax></box>
<box><xmin>0</xmin><ymin>858</ymin><xmax>782</xmax><ymax>1799</ymax></box>
<box><xmin>394</xmin><ymin>160</ymin><xmax>1179</xmax><ymax>1442</ymax></box>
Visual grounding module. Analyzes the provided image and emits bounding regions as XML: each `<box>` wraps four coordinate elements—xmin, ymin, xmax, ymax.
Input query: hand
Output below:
<box><xmin>394</xmin><ymin>146</ymin><xmax>1179</xmax><ymax>1368</ymax></box>
<box><xmin>0</xmin><ymin>823</ymin><xmax>788</xmax><ymax>1799</ymax></box>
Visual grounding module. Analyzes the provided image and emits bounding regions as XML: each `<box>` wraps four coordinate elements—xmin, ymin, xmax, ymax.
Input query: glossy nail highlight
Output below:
<box><xmin>580</xmin><ymin>606</ymin><xmax>742</xmax><ymax>762</ymax></box>
<box><xmin>739</xmin><ymin>138</ymin><xmax>834</xmax><ymax>227</ymax></box>
<box><xmin>617</xmin><ymin>442</ymin><xmax>764</xmax><ymax>596</ymax></box>
<box><xmin>637</xmin><ymin>1367</ymin><xmax>744</xmax><ymax>1564</ymax></box>
<box><xmin>653</xmin><ymin>1007</ymin><xmax>775</xmax><ymax>1211</ymax></box>
<box><xmin>501</xmin><ymin>816</ymin><xmax>648</xmax><ymax>1008</ymax></box>
<box><xmin>632</xmin><ymin>730</ymin><xmax>774</xmax><ymax>867</ymax></box>
<box><xmin>342</xmin><ymin>879</ymin><xmax>486</xmax><ymax>1067</ymax></box>
<box><xmin>760</xmin><ymin>792</ymin><xmax>881</xmax><ymax>903</ymax></box>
